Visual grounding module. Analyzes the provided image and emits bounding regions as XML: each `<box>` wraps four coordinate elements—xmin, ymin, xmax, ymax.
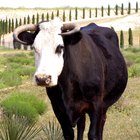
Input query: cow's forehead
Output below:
<box><xmin>39</xmin><ymin>18</ymin><xmax>63</xmax><ymax>31</ymax></box>
<box><xmin>33</xmin><ymin>19</ymin><xmax>64</xmax><ymax>50</ymax></box>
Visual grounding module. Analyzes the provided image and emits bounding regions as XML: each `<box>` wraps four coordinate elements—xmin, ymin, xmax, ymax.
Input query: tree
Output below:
<box><xmin>101</xmin><ymin>6</ymin><xmax>104</xmax><ymax>17</ymax></box>
<box><xmin>136</xmin><ymin>2</ymin><xmax>138</xmax><ymax>13</ymax></box>
<box><xmin>121</xmin><ymin>3</ymin><xmax>124</xmax><ymax>15</ymax></box>
<box><xmin>89</xmin><ymin>9</ymin><xmax>92</xmax><ymax>18</ymax></box>
<box><xmin>63</xmin><ymin>10</ymin><xmax>65</xmax><ymax>22</ymax></box>
<box><xmin>36</xmin><ymin>13</ymin><xmax>39</xmax><ymax>24</ymax></box>
<box><xmin>5</xmin><ymin>18</ymin><xmax>8</xmax><ymax>34</ymax></box>
<box><xmin>46</xmin><ymin>12</ymin><xmax>49</xmax><ymax>21</ymax></box>
<box><xmin>51</xmin><ymin>12</ymin><xmax>54</xmax><ymax>20</ymax></box>
<box><xmin>108</xmin><ymin>5</ymin><xmax>110</xmax><ymax>16</ymax></box>
<box><xmin>56</xmin><ymin>9</ymin><xmax>59</xmax><ymax>17</ymax></box>
<box><xmin>69</xmin><ymin>9</ymin><xmax>72</xmax><ymax>21</ymax></box>
<box><xmin>128</xmin><ymin>28</ymin><xmax>133</xmax><ymax>47</ymax></box>
<box><xmin>19</xmin><ymin>18</ymin><xmax>22</xmax><ymax>26</ymax></box>
<box><xmin>8</xmin><ymin>19</ymin><xmax>11</xmax><ymax>33</ymax></box>
<box><xmin>128</xmin><ymin>2</ymin><xmax>131</xmax><ymax>14</ymax></box>
<box><xmin>12</xmin><ymin>19</ymin><xmax>14</xmax><ymax>32</ymax></box>
<box><xmin>115</xmin><ymin>4</ymin><xmax>118</xmax><ymax>15</ymax></box>
<box><xmin>15</xmin><ymin>18</ymin><xmax>18</xmax><ymax>28</ymax></box>
<box><xmin>75</xmin><ymin>8</ymin><xmax>78</xmax><ymax>20</ymax></box>
<box><xmin>32</xmin><ymin>15</ymin><xmax>35</xmax><ymax>24</ymax></box>
<box><xmin>23</xmin><ymin>17</ymin><xmax>26</xmax><ymax>25</ymax></box>
<box><xmin>95</xmin><ymin>8</ymin><xmax>98</xmax><ymax>17</ymax></box>
<box><xmin>41</xmin><ymin>13</ymin><xmax>45</xmax><ymax>21</ymax></box>
<box><xmin>83</xmin><ymin>8</ymin><xmax>85</xmax><ymax>19</ymax></box>
<box><xmin>27</xmin><ymin>15</ymin><xmax>30</xmax><ymax>24</ymax></box>
<box><xmin>120</xmin><ymin>30</ymin><xmax>124</xmax><ymax>48</ymax></box>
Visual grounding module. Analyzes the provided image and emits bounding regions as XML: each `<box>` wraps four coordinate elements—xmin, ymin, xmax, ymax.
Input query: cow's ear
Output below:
<box><xmin>63</xmin><ymin>31</ymin><xmax>82</xmax><ymax>46</ymax></box>
<box><xmin>18</xmin><ymin>31</ymin><xmax>37</xmax><ymax>45</ymax></box>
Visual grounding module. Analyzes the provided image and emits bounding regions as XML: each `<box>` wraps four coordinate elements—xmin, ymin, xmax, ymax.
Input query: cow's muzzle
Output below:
<box><xmin>35</xmin><ymin>74</ymin><xmax>51</xmax><ymax>86</ymax></box>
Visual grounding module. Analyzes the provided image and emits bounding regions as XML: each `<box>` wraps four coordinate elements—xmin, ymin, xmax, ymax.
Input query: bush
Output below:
<box><xmin>1</xmin><ymin>92</ymin><xmax>47</xmax><ymax>122</ymax></box>
<box><xmin>0</xmin><ymin>52</ymin><xmax>35</xmax><ymax>89</ymax></box>
<box><xmin>122</xmin><ymin>48</ymin><xmax>140</xmax><ymax>77</ymax></box>
<box><xmin>0</xmin><ymin>115</ymin><xmax>41</xmax><ymax>140</ymax></box>
<box><xmin>0</xmin><ymin>70</ymin><xmax>22</xmax><ymax>88</ymax></box>
<box><xmin>42</xmin><ymin>120</ymin><xmax>64</xmax><ymax>140</ymax></box>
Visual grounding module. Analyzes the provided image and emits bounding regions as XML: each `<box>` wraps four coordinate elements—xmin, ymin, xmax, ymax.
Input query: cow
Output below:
<box><xmin>13</xmin><ymin>18</ymin><xmax>128</xmax><ymax>140</ymax></box>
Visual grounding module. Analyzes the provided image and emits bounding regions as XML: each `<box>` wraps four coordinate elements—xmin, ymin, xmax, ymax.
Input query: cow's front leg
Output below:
<box><xmin>47</xmin><ymin>86</ymin><xmax>74</xmax><ymax>140</ymax></box>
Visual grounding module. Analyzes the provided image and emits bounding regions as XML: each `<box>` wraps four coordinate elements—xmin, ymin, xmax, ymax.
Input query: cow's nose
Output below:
<box><xmin>35</xmin><ymin>74</ymin><xmax>51</xmax><ymax>86</ymax></box>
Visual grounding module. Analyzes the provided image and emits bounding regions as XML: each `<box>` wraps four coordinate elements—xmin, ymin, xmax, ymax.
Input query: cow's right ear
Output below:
<box><xmin>13</xmin><ymin>24</ymin><xmax>38</xmax><ymax>45</ymax></box>
<box><xmin>17</xmin><ymin>31</ymin><xmax>37</xmax><ymax>45</ymax></box>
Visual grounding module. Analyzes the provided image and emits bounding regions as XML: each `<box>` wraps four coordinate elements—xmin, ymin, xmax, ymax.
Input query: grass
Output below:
<box><xmin>0</xmin><ymin>51</ymin><xmax>35</xmax><ymax>89</ymax></box>
<box><xmin>122</xmin><ymin>48</ymin><xmax>140</xmax><ymax>77</ymax></box>
<box><xmin>0</xmin><ymin>48</ymin><xmax>140</xmax><ymax>139</ymax></box>
<box><xmin>0</xmin><ymin>92</ymin><xmax>47</xmax><ymax>122</ymax></box>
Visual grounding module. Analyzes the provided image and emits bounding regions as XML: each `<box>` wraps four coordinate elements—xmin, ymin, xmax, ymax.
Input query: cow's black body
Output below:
<box><xmin>47</xmin><ymin>23</ymin><xmax>127</xmax><ymax>140</ymax></box>
<box><xmin>16</xmin><ymin>23</ymin><xmax>128</xmax><ymax>140</ymax></box>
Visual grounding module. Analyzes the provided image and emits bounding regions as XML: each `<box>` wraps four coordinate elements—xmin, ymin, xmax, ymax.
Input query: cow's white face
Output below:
<box><xmin>33</xmin><ymin>18</ymin><xmax>64</xmax><ymax>87</ymax></box>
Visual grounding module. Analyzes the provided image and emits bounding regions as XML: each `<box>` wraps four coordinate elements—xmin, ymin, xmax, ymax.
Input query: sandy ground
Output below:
<box><xmin>1</xmin><ymin>12</ymin><xmax>140</xmax><ymax>48</ymax></box>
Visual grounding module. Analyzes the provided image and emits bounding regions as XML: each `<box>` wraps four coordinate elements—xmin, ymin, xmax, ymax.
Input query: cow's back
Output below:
<box><xmin>85</xmin><ymin>25</ymin><xmax>128</xmax><ymax>107</ymax></box>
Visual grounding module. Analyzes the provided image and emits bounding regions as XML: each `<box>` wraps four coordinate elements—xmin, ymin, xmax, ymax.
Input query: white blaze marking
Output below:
<box><xmin>33</xmin><ymin>18</ymin><xmax>64</xmax><ymax>87</ymax></box>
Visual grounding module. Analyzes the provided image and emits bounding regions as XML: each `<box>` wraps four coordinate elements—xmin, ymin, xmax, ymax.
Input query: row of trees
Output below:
<box><xmin>0</xmin><ymin>2</ymin><xmax>139</xmax><ymax>47</ymax></box>
<box><xmin>120</xmin><ymin>28</ymin><xmax>137</xmax><ymax>48</ymax></box>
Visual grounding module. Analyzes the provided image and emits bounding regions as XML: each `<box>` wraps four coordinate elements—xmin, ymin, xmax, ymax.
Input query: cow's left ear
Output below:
<box><xmin>62</xmin><ymin>31</ymin><xmax>82</xmax><ymax>46</ymax></box>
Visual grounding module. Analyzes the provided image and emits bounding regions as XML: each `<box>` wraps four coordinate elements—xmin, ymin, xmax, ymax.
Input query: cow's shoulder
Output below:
<box><xmin>81</xmin><ymin>23</ymin><xmax>120</xmax><ymax>59</ymax></box>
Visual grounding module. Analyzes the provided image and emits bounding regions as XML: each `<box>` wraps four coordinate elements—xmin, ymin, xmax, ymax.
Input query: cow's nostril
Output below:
<box><xmin>35</xmin><ymin>74</ymin><xmax>51</xmax><ymax>86</ymax></box>
<box><xmin>45</xmin><ymin>75</ymin><xmax>51</xmax><ymax>85</ymax></box>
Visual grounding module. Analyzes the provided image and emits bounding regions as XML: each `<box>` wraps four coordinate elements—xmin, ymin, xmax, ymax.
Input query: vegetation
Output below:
<box><xmin>128</xmin><ymin>28</ymin><xmax>133</xmax><ymax>47</ymax></box>
<box><xmin>42</xmin><ymin>120</ymin><xmax>64</xmax><ymax>140</ymax></box>
<box><xmin>120</xmin><ymin>30</ymin><xmax>124</xmax><ymax>48</ymax></box>
<box><xmin>1</xmin><ymin>92</ymin><xmax>46</xmax><ymax>122</ymax></box>
<box><xmin>0</xmin><ymin>47</ymin><xmax>139</xmax><ymax>139</ymax></box>
<box><xmin>0</xmin><ymin>51</ymin><xmax>35</xmax><ymax>89</ymax></box>
<box><xmin>0</xmin><ymin>115</ymin><xmax>41</xmax><ymax>140</ymax></box>
<box><xmin>122</xmin><ymin>48</ymin><xmax>140</xmax><ymax>77</ymax></box>
<box><xmin>0</xmin><ymin>2</ymin><xmax>140</xmax><ymax>138</ymax></box>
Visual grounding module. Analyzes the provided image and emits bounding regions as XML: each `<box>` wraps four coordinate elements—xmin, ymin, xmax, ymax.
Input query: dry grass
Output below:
<box><xmin>0</xmin><ymin>76</ymin><xmax>140</xmax><ymax>140</ymax></box>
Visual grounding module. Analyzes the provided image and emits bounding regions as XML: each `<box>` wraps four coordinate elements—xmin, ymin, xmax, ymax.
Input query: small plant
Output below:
<box><xmin>0</xmin><ymin>115</ymin><xmax>41</xmax><ymax>140</ymax></box>
<box><xmin>42</xmin><ymin>120</ymin><xmax>64</xmax><ymax>140</ymax></box>
<box><xmin>1</xmin><ymin>92</ymin><xmax>46</xmax><ymax>122</ymax></box>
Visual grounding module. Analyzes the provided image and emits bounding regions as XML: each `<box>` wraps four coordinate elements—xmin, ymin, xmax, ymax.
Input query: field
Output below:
<box><xmin>0</xmin><ymin>47</ymin><xmax>140</xmax><ymax>140</ymax></box>
<box><xmin>0</xmin><ymin>7</ymin><xmax>140</xmax><ymax>140</ymax></box>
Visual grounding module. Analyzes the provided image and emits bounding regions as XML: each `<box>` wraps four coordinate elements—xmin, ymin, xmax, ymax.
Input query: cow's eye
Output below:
<box><xmin>55</xmin><ymin>45</ymin><xmax>64</xmax><ymax>54</ymax></box>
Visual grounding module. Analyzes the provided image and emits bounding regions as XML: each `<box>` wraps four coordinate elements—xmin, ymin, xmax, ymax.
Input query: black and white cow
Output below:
<box><xmin>13</xmin><ymin>18</ymin><xmax>128</xmax><ymax>140</ymax></box>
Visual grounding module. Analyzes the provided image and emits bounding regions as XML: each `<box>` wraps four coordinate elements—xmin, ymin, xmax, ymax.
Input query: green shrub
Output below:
<box><xmin>1</xmin><ymin>92</ymin><xmax>47</xmax><ymax>122</ymax></box>
<box><xmin>0</xmin><ymin>115</ymin><xmax>41</xmax><ymax>140</ymax></box>
<box><xmin>0</xmin><ymin>52</ymin><xmax>35</xmax><ymax>89</ymax></box>
<box><xmin>128</xmin><ymin>64</ymin><xmax>140</xmax><ymax>77</ymax></box>
<box><xmin>42</xmin><ymin>120</ymin><xmax>64</xmax><ymax>140</ymax></box>
<box><xmin>7</xmin><ymin>53</ymin><xmax>34</xmax><ymax>66</ymax></box>
<box><xmin>0</xmin><ymin>70</ymin><xmax>22</xmax><ymax>88</ymax></box>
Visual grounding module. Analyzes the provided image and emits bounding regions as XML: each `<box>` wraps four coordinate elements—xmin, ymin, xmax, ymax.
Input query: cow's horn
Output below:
<box><xmin>13</xmin><ymin>24</ymin><xmax>37</xmax><ymax>45</ymax></box>
<box><xmin>60</xmin><ymin>23</ymin><xmax>80</xmax><ymax>36</ymax></box>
